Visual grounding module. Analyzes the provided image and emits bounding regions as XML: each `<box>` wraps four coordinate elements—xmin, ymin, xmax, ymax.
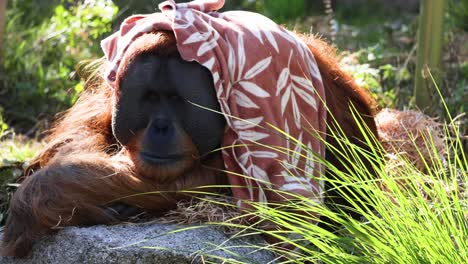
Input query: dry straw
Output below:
<box><xmin>375</xmin><ymin>108</ymin><xmax>446</xmax><ymax>172</ymax></box>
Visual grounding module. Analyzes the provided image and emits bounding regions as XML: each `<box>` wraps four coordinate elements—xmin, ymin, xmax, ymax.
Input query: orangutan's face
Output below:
<box><xmin>112</xmin><ymin>54</ymin><xmax>225</xmax><ymax>180</ymax></box>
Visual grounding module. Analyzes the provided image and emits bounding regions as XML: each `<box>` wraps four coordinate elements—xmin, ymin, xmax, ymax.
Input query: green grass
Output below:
<box><xmin>246</xmin><ymin>126</ymin><xmax>467</xmax><ymax>263</ymax></box>
<box><xmin>202</xmin><ymin>80</ymin><xmax>467</xmax><ymax>263</ymax></box>
<box><xmin>210</xmin><ymin>131</ymin><xmax>466</xmax><ymax>262</ymax></box>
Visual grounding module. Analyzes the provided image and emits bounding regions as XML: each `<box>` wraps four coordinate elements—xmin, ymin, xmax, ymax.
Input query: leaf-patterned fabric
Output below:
<box><xmin>101</xmin><ymin>0</ymin><xmax>326</xmax><ymax>210</ymax></box>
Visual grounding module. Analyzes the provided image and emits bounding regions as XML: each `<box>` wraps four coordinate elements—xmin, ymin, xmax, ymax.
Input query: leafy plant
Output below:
<box><xmin>260</xmin><ymin>0</ymin><xmax>306</xmax><ymax>24</ymax></box>
<box><xmin>0</xmin><ymin>108</ymin><xmax>8</xmax><ymax>135</ymax></box>
<box><xmin>0</xmin><ymin>0</ymin><xmax>117</xmax><ymax>131</ymax></box>
<box><xmin>341</xmin><ymin>56</ymin><xmax>405</xmax><ymax>108</ymax></box>
<box><xmin>449</xmin><ymin>0</ymin><xmax>468</xmax><ymax>30</ymax></box>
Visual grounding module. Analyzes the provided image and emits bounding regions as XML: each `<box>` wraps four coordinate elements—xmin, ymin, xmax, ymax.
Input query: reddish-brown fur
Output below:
<box><xmin>2</xmin><ymin>31</ymin><xmax>377</xmax><ymax>257</ymax></box>
<box><xmin>305</xmin><ymin>37</ymin><xmax>378</xmax><ymax>220</ymax></box>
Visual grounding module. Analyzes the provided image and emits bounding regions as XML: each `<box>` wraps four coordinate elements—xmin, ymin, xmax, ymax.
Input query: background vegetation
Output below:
<box><xmin>1</xmin><ymin>0</ymin><xmax>466</xmax><ymax>133</ymax></box>
<box><xmin>0</xmin><ymin>0</ymin><xmax>466</xmax><ymax>261</ymax></box>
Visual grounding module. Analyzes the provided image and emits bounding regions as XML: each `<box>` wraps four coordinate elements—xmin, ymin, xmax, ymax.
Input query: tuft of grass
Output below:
<box><xmin>201</xmin><ymin>80</ymin><xmax>467</xmax><ymax>263</ymax></box>
<box><xmin>245</xmin><ymin>121</ymin><xmax>467</xmax><ymax>263</ymax></box>
<box><xmin>156</xmin><ymin>105</ymin><xmax>465</xmax><ymax>263</ymax></box>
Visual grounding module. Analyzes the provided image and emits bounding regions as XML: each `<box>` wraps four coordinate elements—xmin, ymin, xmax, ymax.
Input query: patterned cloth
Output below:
<box><xmin>101</xmin><ymin>0</ymin><xmax>326</xmax><ymax>210</ymax></box>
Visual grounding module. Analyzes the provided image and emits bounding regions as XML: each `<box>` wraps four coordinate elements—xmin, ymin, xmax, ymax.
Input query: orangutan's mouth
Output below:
<box><xmin>140</xmin><ymin>152</ymin><xmax>183</xmax><ymax>165</ymax></box>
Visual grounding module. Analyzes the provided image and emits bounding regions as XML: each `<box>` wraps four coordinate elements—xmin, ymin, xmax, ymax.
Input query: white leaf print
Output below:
<box><xmin>250</xmin><ymin>165</ymin><xmax>270</xmax><ymax>186</ymax></box>
<box><xmin>233</xmin><ymin>116</ymin><xmax>264</xmax><ymax>130</ymax></box>
<box><xmin>198</xmin><ymin>41</ymin><xmax>217</xmax><ymax>56</ymax></box>
<box><xmin>291</xmin><ymin>92</ymin><xmax>301</xmax><ymax>129</ymax></box>
<box><xmin>214</xmin><ymin>73</ymin><xmax>222</xmax><ymax>97</ymax></box>
<box><xmin>237</xmin><ymin>34</ymin><xmax>246</xmax><ymax>80</ymax></box>
<box><xmin>302</xmin><ymin>43</ymin><xmax>318</xmax><ymax>69</ymax></box>
<box><xmin>292</xmin><ymin>75</ymin><xmax>315</xmax><ymax>94</ymax></box>
<box><xmin>320</xmin><ymin>176</ymin><xmax>325</xmax><ymax>194</ymax></box>
<box><xmin>280</xmin><ymin>183</ymin><xmax>310</xmax><ymax>192</ymax></box>
<box><xmin>183</xmin><ymin>31</ymin><xmax>210</xmax><ymax>44</ymax></box>
<box><xmin>197</xmin><ymin>32</ymin><xmax>219</xmax><ymax>56</ymax></box>
<box><xmin>296</xmin><ymin>39</ymin><xmax>306</xmax><ymax>59</ymax></box>
<box><xmin>276</xmin><ymin>68</ymin><xmax>290</xmax><ymax>96</ymax></box>
<box><xmin>243</xmin><ymin>56</ymin><xmax>272</xmax><ymax>80</ymax></box>
<box><xmin>291</xmin><ymin>132</ymin><xmax>303</xmax><ymax>167</ymax></box>
<box><xmin>239</xmin><ymin>130</ymin><xmax>269</xmax><ymax>141</ymax></box>
<box><xmin>216</xmin><ymin>83</ymin><xmax>223</xmax><ymax>98</ymax></box>
<box><xmin>233</xmin><ymin>90</ymin><xmax>259</xmax><ymax>109</ymax></box>
<box><xmin>186</xmin><ymin>10</ymin><xmax>195</xmax><ymax>24</ymax></box>
<box><xmin>220</xmin><ymin>100</ymin><xmax>231</xmax><ymax>118</ymax></box>
<box><xmin>284</xmin><ymin>120</ymin><xmax>290</xmax><ymax>155</ymax></box>
<box><xmin>281</xmin><ymin>84</ymin><xmax>291</xmax><ymax>115</ymax></box>
<box><xmin>238</xmin><ymin>151</ymin><xmax>251</xmax><ymax>167</ymax></box>
<box><xmin>212</xmin><ymin>72</ymin><xmax>220</xmax><ymax>84</ymax></box>
<box><xmin>290</xmin><ymin>34</ymin><xmax>310</xmax><ymax>60</ymax></box>
<box><xmin>278</xmin><ymin>29</ymin><xmax>298</xmax><ymax>45</ymax></box>
<box><xmin>238</xmin><ymin>151</ymin><xmax>277</xmax><ymax>169</ymax></box>
<box><xmin>258</xmin><ymin>190</ymin><xmax>268</xmax><ymax>203</ymax></box>
<box><xmin>295</xmin><ymin>87</ymin><xmax>317</xmax><ymax>110</ymax></box>
<box><xmin>284</xmin><ymin>174</ymin><xmax>313</xmax><ymax>184</ymax></box>
<box><xmin>139</xmin><ymin>22</ymin><xmax>156</xmax><ymax>34</ymax></box>
<box><xmin>202</xmin><ymin>57</ymin><xmax>215</xmax><ymax>70</ymax></box>
<box><xmin>174</xmin><ymin>9</ymin><xmax>195</xmax><ymax>29</ymax></box>
<box><xmin>308</xmin><ymin>60</ymin><xmax>321</xmax><ymax>80</ymax></box>
<box><xmin>244</xmin><ymin>22</ymin><xmax>264</xmax><ymax>44</ymax></box>
<box><xmin>305</xmin><ymin>142</ymin><xmax>315</xmax><ymax>177</ymax></box>
<box><xmin>224</xmin><ymin>82</ymin><xmax>233</xmax><ymax>99</ymax></box>
<box><xmin>280</xmin><ymin>159</ymin><xmax>293</xmax><ymax>170</ymax></box>
<box><xmin>263</xmin><ymin>30</ymin><xmax>279</xmax><ymax>53</ymax></box>
<box><xmin>239</xmin><ymin>81</ymin><xmax>270</xmax><ymax>98</ymax></box>
<box><xmin>251</xmin><ymin>151</ymin><xmax>278</xmax><ymax>159</ymax></box>
<box><xmin>175</xmin><ymin>11</ymin><xmax>182</xmax><ymax>20</ymax></box>
<box><xmin>289</xmin><ymin>167</ymin><xmax>302</xmax><ymax>178</ymax></box>
<box><xmin>227</xmin><ymin>40</ymin><xmax>236</xmax><ymax>80</ymax></box>
<box><xmin>245</xmin><ymin>175</ymin><xmax>255</xmax><ymax>200</ymax></box>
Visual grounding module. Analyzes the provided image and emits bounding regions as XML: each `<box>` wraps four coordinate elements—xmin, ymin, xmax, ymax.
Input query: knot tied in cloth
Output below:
<box><xmin>101</xmin><ymin>0</ymin><xmax>326</xmax><ymax>212</ymax></box>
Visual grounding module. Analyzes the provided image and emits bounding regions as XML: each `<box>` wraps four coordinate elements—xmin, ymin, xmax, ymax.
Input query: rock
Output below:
<box><xmin>0</xmin><ymin>223</ymin><xmax>276</xmax><ymax>264</ymax></box>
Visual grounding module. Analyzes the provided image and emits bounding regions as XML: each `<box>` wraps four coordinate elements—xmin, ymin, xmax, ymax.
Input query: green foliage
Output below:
<box><xmin>449</xmin><ymin>0</ymin><xmax>468</xmax><ymax>30</ymax></box>
<box><xmin>445</xmin><ymin>78</ymin><xmax>467</xmax><ymax>115</ymax></box>
<box><xmin>4</xmin><ymin>0</ymin><xmax>61</xmax><ymax>26</ymax></box>
<box><xmin>340</xmin><ymin>46</ymin><xmax>414</xmax><ymax>109</ymax></box>
<box><xmin>461</xmin><ymin>61</ymin><xmax>468</xmax><ymax>79</ymax></box>
<box><xmin>334</xmin><ymin>1</ymin><xmax>402</xmax><ymax>27</ymax></box>
<box><xmin>0</xmin><ymin>130</ymin><xmax>41</xmax><ymax>224</ymax></box>
<box><xmin>0</xmin><ymin>108</ymin><xmax>8</xmax><ymax>134</ymax></box>
<box><xmin>0</xmin><ymin>134</ymin><xmax>40</xmax><ymax>168</ymax></box>
<box><xmin>261</xmin><ymin>0</ymin><xmax>305</xmax><ymax>23</ymax></box>
<box><xmin>0</xmin><ymin>0</ymin><xmax>117</xmax><ymax>130</ymax></box>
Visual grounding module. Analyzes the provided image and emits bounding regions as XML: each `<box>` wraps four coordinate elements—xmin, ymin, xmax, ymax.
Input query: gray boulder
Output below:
<box><xmin>0</xmin><ymin>223</ymin><xmax>276</xmax><ymax>264</ymax></box>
